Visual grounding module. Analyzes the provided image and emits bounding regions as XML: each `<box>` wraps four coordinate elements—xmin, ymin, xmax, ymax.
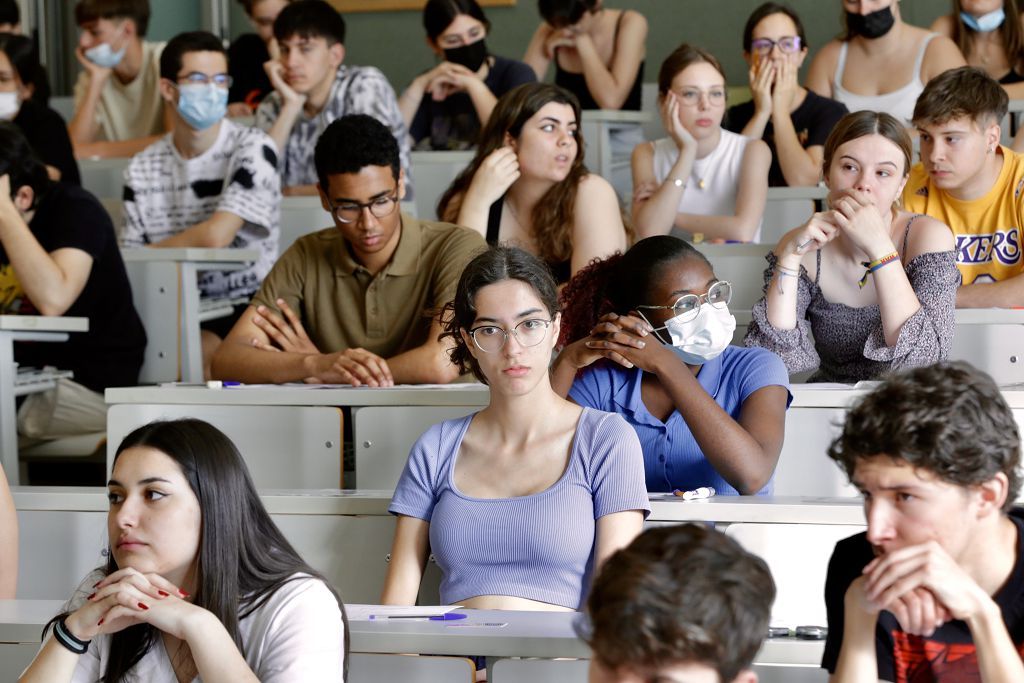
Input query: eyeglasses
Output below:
<box><xmin>469</xmin><ymin>318</ymin><xmax>552</xmax><ymax>353</ymax></box>
<box><xmin>177</xmin><ymin>71</ymin><xmax>234</xmax><ymax>89</ymax></box>
<box><xmin>636</xmin><ymin>281</ymin><xmax>732</xmax><ymax>323</ymax></box>
<box><xmin>750</xmin><ymin>36</ymin><xmax>803</xmax><ymax>55</ymax></box>
<box><xmin>673</xmin><ymin>87</ymin><xmax>727</xmax><ymax>107</ymax></box>
<box><xmin>328</xmin><ymin>190</ymin><xmax>400</xmax><ymax>224</ymax></box>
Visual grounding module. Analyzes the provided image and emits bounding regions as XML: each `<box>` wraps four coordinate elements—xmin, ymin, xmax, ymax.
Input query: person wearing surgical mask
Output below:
<box><xmin>933</xmin><ymin>0</ymin><xmax>1024</xmax><ymax>101</ymax></box>
<box><xmin>399</xmin><ymin>0</ymin><xmax>535</xmax><ymax>151</ymax></box>
<box><xmin>69</xmin><ymin>0</ymin><xmax>171</xmax><ymax>159</ymax></box>
<box><xmin>0</xmin><ymin>33</ymin><xmax>79</xmax><ymax>185</ymax></box>
<box><xmin>744</xmin><ymin>111</ymin><xmax>959</xmax><ymax>384</ymax></box>
<box><xmin>806</xmin><ymin>0</ymin><xmax>965</xmax><ymax>128</ymax></box>
<box><xmin>121</xmin><ymin>31</ymin><xmax>281</xmax><ymax>379</ymax></box>
<box><xmin>552</xmin><ymin>235</ymin><xmax>792</xmax><ymax>496</ymax></box>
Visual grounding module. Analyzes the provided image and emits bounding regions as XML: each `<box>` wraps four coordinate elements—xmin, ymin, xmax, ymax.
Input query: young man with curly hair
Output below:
<box><xmin>823</xmin><ymin>361</ymin><xmax>1024</xmax><ymax>682</ymax></box>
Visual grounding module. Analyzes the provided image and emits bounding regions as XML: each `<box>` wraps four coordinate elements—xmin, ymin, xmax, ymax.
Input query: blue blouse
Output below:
<box><xmin>568</xmin><ymin>345</ymin><xmax>792</xmax><ymax>495</ymax></box>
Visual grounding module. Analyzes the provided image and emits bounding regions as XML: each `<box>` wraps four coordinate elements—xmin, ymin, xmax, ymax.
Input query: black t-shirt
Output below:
<box><xmin>228</xmin><ymin>33</ymin><xmax>272</xmax><ymax>110</ymax></box>
<box><xmin>822</xmin><ymin>508</ymin><xmax>1024</xmax><ymax>681</ymax></box>
<box><xmin>726</xmin><ymin>90</ymin><xmax>848</xmax><ymax>187</ymax></box>
<box><xmin>14</xmin><ymin>99</ymin><xmax>81</xmax><ymax>187</ymax></box>
<box><xmin>409</xmin><ymin>55</ymin><xmax>536</xmax><ymax>151</ymax></box>
<box><xmin>5</xmin><ymin>183</ymin><xmax>146</xmax><ymax>392</ymax></box>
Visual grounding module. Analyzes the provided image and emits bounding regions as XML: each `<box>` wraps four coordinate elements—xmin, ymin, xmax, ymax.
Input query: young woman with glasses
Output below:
<box><xmin>552</xmin><ymin>235</ymin><xmax>791</xmax><ymax>496</ymax></box>
<box><xmin>725</xmin><ymin>2</ymin><xmax>849</xmax><ymax>187</ymax></box>
<box><xmin>744</xmin><ymin>111</ymin><xmax>959</xmax><ymax>383</ymax></box>
<box><xmin>382</xmin><ymin>246</ymin><xmax>649</xmax><ymax>625</ymax></box>
<box><xmin>631</xmin><ymin>44</ymin><xmax>770</xmax><ymax>243</ymax></box>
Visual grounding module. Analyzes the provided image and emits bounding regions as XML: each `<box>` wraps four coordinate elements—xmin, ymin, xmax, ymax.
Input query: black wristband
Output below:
<box><xmin>53</xmin><ymin>615</ymin><xmax>90</xmax><ymax>655</ymax></box>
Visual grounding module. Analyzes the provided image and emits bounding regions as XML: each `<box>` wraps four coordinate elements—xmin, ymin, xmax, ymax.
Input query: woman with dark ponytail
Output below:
<box><xmin>553</xmin><ymin>235</ymin><xmax>791</xmax><ymax>495</ymax></box>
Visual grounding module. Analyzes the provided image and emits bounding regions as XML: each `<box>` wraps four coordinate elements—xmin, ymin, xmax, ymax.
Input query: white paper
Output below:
<box><xmin>346</xmin><ymin>604</ymin><xmax>460</xmax><ymax>621</ymax></box>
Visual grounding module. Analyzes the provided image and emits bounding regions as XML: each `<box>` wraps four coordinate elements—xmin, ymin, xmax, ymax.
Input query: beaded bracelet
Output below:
<box><xmin>53</xmin><ymin>615</ymin><xmax>90</xmax><ymax>655</ymax></box>
<box><xmin>858</xmin><ymin>252</ymin><xmax>900</xmax><ymax>289</ymax></box>
<box><xmin>774</xmin><ymin>264</ymin><xmax>800</xmax><ymax>294</ymax></box>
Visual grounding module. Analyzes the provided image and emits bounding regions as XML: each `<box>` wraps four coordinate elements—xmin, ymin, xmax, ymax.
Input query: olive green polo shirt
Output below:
<box><xmin>251</xmin><ymin>213</ymin><xmax>485</xmax><ymax>358</ymax></box>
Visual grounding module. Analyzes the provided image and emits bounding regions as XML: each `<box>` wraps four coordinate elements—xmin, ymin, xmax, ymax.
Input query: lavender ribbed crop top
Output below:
<box><xmin>388</xmin><ymin>407</ymin><xmax>651</xmax><ymax>609</ymax></box>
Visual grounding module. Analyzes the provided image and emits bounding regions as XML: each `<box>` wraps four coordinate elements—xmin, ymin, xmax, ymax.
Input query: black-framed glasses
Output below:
<box><xmin>469</xmin><ymin>318</ymin><xmax>552</xmax><ymax>353</ymax></box>
<box><xmin>635</xmin><ymin>281</ymin><xmax>732</xmax><ymax>323</ymax></box>
<box><xmin>177</xmin><ymin>71</ymin><xmax>233</xmax><ymax>89</ymax></box>
<box><xmin>750</xmin><ymin>36</ymin><xmax>802</xmax><ymax>55</ymax></box>
<box><xmin>328</xmin><ymin>189</ymin><xmax>400</xmax><ymax>224</ymax></box>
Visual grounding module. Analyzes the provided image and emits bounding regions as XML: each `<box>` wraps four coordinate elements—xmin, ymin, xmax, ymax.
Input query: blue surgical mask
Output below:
<box><xmin>84</xmin><ymin>41</ymin><xmax>126</xmax><ymax>68</ymax></box>
<box><xmin>176</xmin><ymin>83</ymin><xmax>228</xmax><ymax>131</ymax></box>
<box><xmin>961</xmin><ymin>8</ymin><xmax>1006</xmax><ymax>33</ymax></box>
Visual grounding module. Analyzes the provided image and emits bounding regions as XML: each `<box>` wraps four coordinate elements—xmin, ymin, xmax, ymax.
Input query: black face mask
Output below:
<box><xmin>443</xmin><ymin>38</ymin><xmax>488</xmax><ymax>72</ymax></box>
<box><xmin>846</xmin><ymin>6</ymin><xmax>896</xmax><ymax>40</ymax></box>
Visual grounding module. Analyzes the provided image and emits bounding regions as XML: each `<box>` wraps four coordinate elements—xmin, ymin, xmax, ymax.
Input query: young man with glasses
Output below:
<box><xmin>726</xmin><ymin>2</ymin><xmax>848</xmax><ymax>187</ymax></box>
<box><xmin>212</xmin><ymin>114</ymin><xmax>485</xmax><ymax>386</ymax></box>
<box><xmin>121</xmin><ymin>31</ymin><xmax>281</xmax><ymax>377</ymax></box>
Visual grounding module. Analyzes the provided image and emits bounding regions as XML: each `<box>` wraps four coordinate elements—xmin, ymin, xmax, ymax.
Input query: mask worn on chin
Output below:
<box><xmin>0</xmin><ymin>92</ymin><xmax>19</xmax><ymax>121</ymax></box>
<box><xmin>443</xmin><ymin>39</ymin><xmax>488</xmax><ymax>72</ymax></box>
<box><xmin>961</xmin><ymin>8</ymin><xmax>1006</xmax><ymax>33</ymax></box>
<box><xmin>85</xmin><ymin>41</ymin><xmax>126</xmax><ymax>68</ymax></box>
<box><xmin>846</xmin><ymin>6</ymin><xmax>896</xmax><ymax>40</ymax></box>
<box><xmin>646</xmin><ymin>303</ymin><xmax>737</xmax><ymax>366</ymax></box>
<box><xmin>176</xmin><ymin>83</ymin><xmax>228</xmax><ymax>131</ymax></box>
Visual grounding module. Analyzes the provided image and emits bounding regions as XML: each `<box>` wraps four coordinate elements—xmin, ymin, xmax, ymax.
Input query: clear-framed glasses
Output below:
<box><xmin>673</xmin><ymin>87</ymin><xmax>727</xmax><ymax>107</ymax></box>
<box><xmin>328</xmin><ymin>190</ymin><xmax>400</xmax><ymax>224</ymax></box>
<box><xmin>750</xmin><ymin>36</ymin><xmax>803</xmax><ymax>55</ymax></box>
<box><xmin>636</xmin><ymin>280</ymin><xmax>732</xmax><ymax>323</ymax></box>
<box><xmin>469</xmin><ymin>318</ymin><xmax>552</xmax><ymax>353</ymax></box>
<box><xmin>177</xmin><ymin>71</ymin><xmax>234</xmax><ymax>89</ymax></box>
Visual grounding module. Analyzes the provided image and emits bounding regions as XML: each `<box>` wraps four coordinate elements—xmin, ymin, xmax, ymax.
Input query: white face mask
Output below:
<box><xmin>0</xmin><ymin>91</ymin><xmax>19</xmax><ymax>121</ymax></box>
<box><xmin>655</xmin><ymin>302</ymin><xmax>736</xmax><ymax>365</ymax></box>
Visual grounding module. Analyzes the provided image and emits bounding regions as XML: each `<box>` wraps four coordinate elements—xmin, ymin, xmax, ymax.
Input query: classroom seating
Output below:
<box><xmin>491</xmin><ymin>658</ymin><xmax>589</xmax><ymax>682</ymax></box>
<box><xmin>350</xmin><ymin>653</ymin><xmax>475</xmax><ymax>682</ymax></box>
<box><xmin>79</xmin><ymin>157</ymin><xmax>130</xmax><ymax>200</ymax></box>
<box><xmin>409</xmin><ymin>150</ymin><xmax>474</xmax><ymax>221</ymax></box>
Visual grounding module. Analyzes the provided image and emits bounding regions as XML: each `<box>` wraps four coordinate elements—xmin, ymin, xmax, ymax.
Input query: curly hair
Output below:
<box><xmin>314</xmin><ymin>114</ymin><xmax>400</xmax><ymax>189</ymax></box>
<box><xmin>581</xmin><ymin>524</ymin><xmax>774</xmax><ymax>681</ymax></box>
<box><xmin>437</xmin><ymin>83</ymin><xmax>587</xmax><ymax>267</ymax></box>
<box><xmin>558</xmin><ymin>235</ymin><xmax>711</xmax><ymax>346</ymax></box>
<box><xmin>439</xmin><ymin>245</ymin><xmax>559</xmax><ymax>383</ymax></box>
<box><xmin>828</xmin><ymin>361</ymin><xmax>1022</xmax><ymax>510</ymax></box>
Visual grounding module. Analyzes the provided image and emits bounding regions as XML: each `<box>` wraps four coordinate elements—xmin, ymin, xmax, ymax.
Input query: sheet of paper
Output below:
<box><xmin>346</xmin><ymin>604</ymin><xmax>459</xmax><ymax>621</ymax></box>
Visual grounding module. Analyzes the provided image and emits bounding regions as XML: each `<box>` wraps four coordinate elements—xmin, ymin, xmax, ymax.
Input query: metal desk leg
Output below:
<box><xmin>179</xmin><ymin>263</ymin><xmax>205</xmax><ymax>383</ymax></box>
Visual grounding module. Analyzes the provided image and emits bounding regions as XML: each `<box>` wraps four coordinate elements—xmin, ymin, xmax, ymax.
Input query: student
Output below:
<box><xmin>0</xmin><ymin>33</ymin><xmax>80</xmax><ymax>185</ymax></box>
<box><xmin>0</xmin><ymin>0</ymin><xmax>20</xmax><ymax>33</ymax></box>
<box><xmin>0</xmin><ymin>462</ymin><xmax>14</xmax><ymax>599</ymax></box>
<box><xmin>744</xmin><ymin>111</ymin><xmax>958</xmax><ymax>384</ymax></box>
<box><xmin>400</xmin><ymin>0</ymin><xmax>536</xmax><ymax>151</ymax></box>
<box><xmin>523</xmin><ymin>0</ymin><xmax>646</xmax><ymax>112</ymax></box>
<box><xmin>904</xmin><ymin>66</ymin><xmax>1024</xmax><ymax>308</ymax></box>
<box><xmin>553</xmin><ymin>235</ymin><xmax>791</xmax><ymax>495</ymax></box>
<box><xmin>632</xmin><ymin>44</ymin><xmax>769</xmax><ymax>242</ymax></box>
<box><xmin>822</xmin><ymin>361</ymin><xmax>1024</xmax><ymax>682</ymax></box>
<box><xmin>0</xmin><ymin>123</ymin><xmax>145</xmax><ymax>441</ymax></box>
<box><xmin>806</xmin><ymin>0</ymin><xmax>965</xmax><ymax>128</ymax></box>
<box><xmin>255</xmin><ymin>0</ymin><xmax>410</xmax><ymax>196</ymax></box>
<box><xmin>211</xmin><ymin>114</ymin><xmax>484</xmax><ymax>385</ymax></box>
<box><xmin>726</xmin><ymin>2</ymin><xmax>848</xmax><ymax>188</ymax></box>
<box><xmin>382</xmin><ymin>246</ymin><xmax>648</xmax><ymax>617</ymax></box>
<box><xmin>228</xmin><ymin>0</ymin><xmax>292</xmax><ymax>116</ymax></box>
<box><xmin>121</xmin><ymin>31</ymin><xmax>281</xmax><ymax>378</ymax></box>
<box><xmin>933</xmin><ymin>0</ymin><xmax>1024</xmax><ymax>99</ymax></box>
<box><xmin>437</xmin><ymin>82</ymin><xmax>625</xmax><ymax>283</ymax></box>
<box><xmin>584</xmin><ymin>524</ymin><xmax>775</xmax><ymax>683</ymax></box>
<box><xmin>69</xmin><ymin>0</ymin><xmax>171</xmax><ymax>159</ymax></box>
<box><xmin>18</xmin><ymin>418</ymin><xmax>347</xmax><ymax>682</ymax></box>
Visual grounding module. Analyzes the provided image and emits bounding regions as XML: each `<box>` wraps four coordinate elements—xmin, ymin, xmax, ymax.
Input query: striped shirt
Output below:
<box><xmin>389</xmin><ymin>407</ymin><xmax>650</xmax><ymax>609</ymax></box>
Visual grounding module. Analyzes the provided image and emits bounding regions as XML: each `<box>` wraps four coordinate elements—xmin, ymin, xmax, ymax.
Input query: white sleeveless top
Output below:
<box><xmin>651</xmin><ymin>129</ymin><xmax>761</xmax><ymax>242</ymax></box>
<box><xmin>832</xmin><ymin>33</ymin><xmax>936</xmax><ymax>126</ymax></box>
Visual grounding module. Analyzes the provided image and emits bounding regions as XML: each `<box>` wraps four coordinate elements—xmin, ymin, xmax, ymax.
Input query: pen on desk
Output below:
<box><xmin>205</xmin><ymin>380</ymin><xmax>242</xmax><ymax>389</ymax></box>
<box><xmin>368</xmin><ymin>613</ymin><xmax>467</xmax><ymax>621</ymax></box>
<box><xmin>673</xmin><ymin>486</ymin><xmax>715</xmax><ymax>501</ymax></box>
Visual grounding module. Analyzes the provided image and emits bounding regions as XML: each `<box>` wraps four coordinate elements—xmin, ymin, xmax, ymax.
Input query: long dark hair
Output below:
<box><xmin>558</xmin><ymin>236</ymin><xmax>711</xmax><ymax>345</ymax></box>
<box><xmin>0</xmin><ymin>122</ymin><xmax>50</xmax><ymax>210</ymax></box>
<box><xmin>52</xmin><ymin>419</ymin><xmax>348</xmax><ymax>682</ymax></box>
<box><xmin>952</xmin><ymin>0</ymin><xmax>1024</xmax><ymax>76</ymax></box>
<box><xmin>423</xmin><ymin>0</ymin><xmax>490</xmax><ymax>42</ymax></box>
<box><xmin>437</xmin><ymin>82</ymin><xmax>588</xmax><ymax>266</ymax></box>
<box><xmin>0</xmin><ymin>32</ymin><xmax>49</xmax><ymax>104</ymax></box>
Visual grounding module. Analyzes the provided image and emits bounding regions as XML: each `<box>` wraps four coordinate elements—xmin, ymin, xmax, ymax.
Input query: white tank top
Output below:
<box><xmin>651</xmin><ymin>129</ymin><xmax>761</xmax><ymax>242</ymax></box>
<box><xmin>832</xmin><ymin>33</ymin><xmax>936</xmax><ymax>127</ymax></box>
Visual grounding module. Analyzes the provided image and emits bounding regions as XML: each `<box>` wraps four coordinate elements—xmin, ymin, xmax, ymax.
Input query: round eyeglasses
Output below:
<box><xmin>469</xmin><ymin>318</ymin><xmax>552</xmax><ymax>353</ymax></box>
<box><xmin>750</xmin><ymin>36</ymin><xmax>802</xmax><ymax>55</ymax></box>
<box><xmin>328</xmin><ymin>191</ymin><xmax>400</xmax><ymax>224</ymax></box>
<box><xmin>635</xmin><ymin>281</ymin><xmax>732</xmax><ymax>323</ymax></box>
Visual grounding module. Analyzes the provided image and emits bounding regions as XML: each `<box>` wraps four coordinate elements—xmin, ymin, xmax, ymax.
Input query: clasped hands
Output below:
<box><xmin>778</xmin><ymin>188</ymin><xmax>897</xmax><ymax>264</ymax></box>
<box><xmin>420</xmin><ymin>62</ymin><xmax>481</xmax><ymax>102</ymax></box>
<box><xmin>562</xmin><ymin>312</ymin><xmax>675</xmax><ymax>375</ymax></box>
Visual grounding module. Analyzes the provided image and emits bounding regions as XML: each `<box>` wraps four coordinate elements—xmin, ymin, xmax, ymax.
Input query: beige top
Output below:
<box><xmin>250</xmin><ymin>214</ymin><xmax>486</xmax><ymax>357</ymax></box>
<box><xmin>73</xmin><ymin>40</ymin><xmax>166</xmax><ymax>142</ymax></box>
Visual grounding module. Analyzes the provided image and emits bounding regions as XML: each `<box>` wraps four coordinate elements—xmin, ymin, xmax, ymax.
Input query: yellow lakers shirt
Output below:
<box><xmin>903</xmin><ymin>146</ymin><xmax>1024</xmax><ymax>285</ymax></box>
<box><xmin>0</xmin><ymin>261</ymin><xmax>29</xmax><ymax>314</ymax></box>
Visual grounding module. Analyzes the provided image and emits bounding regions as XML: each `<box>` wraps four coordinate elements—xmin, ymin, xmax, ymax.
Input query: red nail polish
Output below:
<box><xmin>97</xmin><ymin>618</ymin><xmax>105</xmax><ymax>626</ymax></box>
<box><xmin>158</xmin><ymin>590</ymin><xmax>169</xmax><ymax>597</ymax></box>
<box><xmin>87</xmin><ymin>593</ymin><xmax>96</xmax><ymax>600</ymax></box>
<box><xmin>138</xmin><ymin>602</ymin><xmax>149</xmax><ymax>610</ymax></box>
<box><xmin>92</xmin><ymin>581</ymin><xmax>101</xmax><ymax>588</ymax></box>
<box><xmin>179</xmin><ymin>589</ymin><xmax>190</xmax><ymax>597</ymax></box>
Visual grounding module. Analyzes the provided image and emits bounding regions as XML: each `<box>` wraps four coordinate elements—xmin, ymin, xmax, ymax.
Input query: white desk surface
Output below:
<box><xmin>765</xmin><ymin>186</ymin><xmax>828</xmax><ymax>201</ymax></box>
<box><xmin>0</xmin><ymin>599</ymin><xmax>64</xmax><ymax>642</ymax></box>
<box><xmin>0</xmin><ymin>316</ymin><xmax>88</xmax><ymax>333</ymax></box>
<box><xmin>120</xmin><ymin>247</ymin><xmax>259</xmax><ymax>263</ymax></box>
<box><xmin>105</xmin><ymin>383</ymin><xmax>492</xmax><ymax>407</ymax></box>
<box><xmin>580</xmin><ymin>109</ymin><xmax>651</xmax><ymax>123</ymax></box>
